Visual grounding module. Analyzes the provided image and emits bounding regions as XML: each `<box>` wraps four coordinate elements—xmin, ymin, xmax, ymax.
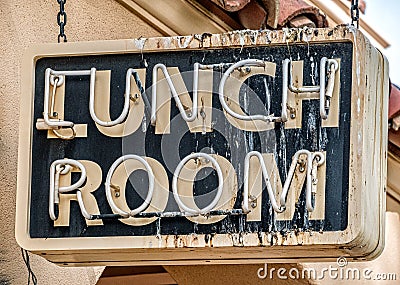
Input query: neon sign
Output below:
<box><xmin>16</xmin><ymin>27</ymin><xmax>388</xmax><ymax>265</ymax></box>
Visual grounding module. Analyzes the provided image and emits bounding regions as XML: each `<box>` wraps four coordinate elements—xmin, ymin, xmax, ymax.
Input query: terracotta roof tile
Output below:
<box><xmin>209</xmin><ymin>0</ymin><xmax>250</xmax><ymax>12</ymax></box>
<box><xmin>390</xmin><ymin>84</ymin><xmax>400</xmax><ymax>119</ymax></box>
<box><xmin>237</xmin><ymin>0</ymin><xmax>267</xmax><ymax>30</ymax></box>
<box><xmin>204</xmin><ymin>0</ymin><xmax>328</xmax><ymax>29</ymax></box>
<box><xmin>278</xmin><ymin>0</ymin><xmax>328</xmax><ymax>28</ymax></box>
<box><xmin>389</xmin><ymin>84</ymin><xmax>400</xmax><ymax>148</ymax></box>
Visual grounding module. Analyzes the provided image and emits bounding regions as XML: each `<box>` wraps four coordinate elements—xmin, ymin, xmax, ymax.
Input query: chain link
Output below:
<box><xmin>57</xmin><ymin>0</ymin><xmax>67</xmax><ymax>42</ymax></box>
<box><xmin>350</xmin><ymin>0</ymin><xmax>360</xmax><ymax>29</ymax></box>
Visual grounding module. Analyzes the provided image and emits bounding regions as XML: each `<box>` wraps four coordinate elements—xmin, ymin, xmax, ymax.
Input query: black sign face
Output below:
<box><xmin>16</xmin><ymin>28</ymin><xmax>388</xmax><ymax>265</ymax></box>
<box><xmin>29</xmin><ymin>42</ymin><xmax>353</xmax><ymax>239</ymax></box>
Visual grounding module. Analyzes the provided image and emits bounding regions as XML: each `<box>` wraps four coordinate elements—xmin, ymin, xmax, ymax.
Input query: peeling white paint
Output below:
<box><xmin>247</xmin><ymin>30</ymin><xmax>259</xmax><ymax>45</ymax></box>
<box><xmin>358</xmin><ymin>130</ymin><xmax>363</xmax><ymax>156</ymax></box>
<box><xmin>310</xmin><ymin>56</ymin><xmax>316</xmax><ymax>85</ymax></box>
<box><xmin>133</xmin><ymin>37</ymin><xmax>147</xmax><ymax>51</ymax></box>
<box><xmin>265</xmin><ymin>30</ymin><xmax>272</xmax><ymax>44</ymax></box>
<box><xmin>347</xmin><ymin>25</ymin><xmax>361</xmax><ymax>86</ymax></box>
<box><xmin>176</xmin><ymin>35</ymin><xmax>193</xmax><ymax>48</ymax></box>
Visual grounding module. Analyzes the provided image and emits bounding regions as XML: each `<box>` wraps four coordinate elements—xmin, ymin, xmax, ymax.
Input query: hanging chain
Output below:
<box><xmin>350</xmin><ymin>0</ymin><xmax>360</xmax><ymax>29</ymax></box>
<box><xmin>57</xmin><ymin>0</ymin><xmax>67</xmax><ymax>42</ymax></box>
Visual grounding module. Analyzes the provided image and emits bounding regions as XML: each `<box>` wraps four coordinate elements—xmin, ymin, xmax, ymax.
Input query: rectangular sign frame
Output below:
<box><xmin>16</xmin><ymin>26</ymin><xmax>388</xmax><ymax>265</ymax></box>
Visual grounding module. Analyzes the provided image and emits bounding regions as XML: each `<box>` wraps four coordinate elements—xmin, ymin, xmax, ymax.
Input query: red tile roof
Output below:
<box><xmin>204</xmin><ymin>0</ymin><xmax>329</xmax><ymax>29</ymax></box>
<box><xmin>278</xmin><ymin>0</ymin><xmax>328</xmax><ymax>28</ymax></box>
<box><xmin>390</xmin><ymin>84</ymin><xmax>400</xmax><ymax>119</ymax></box>
<box><xmin>209</xmin><ymin>0</ymin><xmax>250</xmax><ymax>12</ymax></box>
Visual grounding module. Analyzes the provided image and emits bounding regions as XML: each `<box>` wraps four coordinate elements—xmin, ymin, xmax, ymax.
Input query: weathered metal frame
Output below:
<box><xmin>16</xmin><ymin>26</ymin><xmax>388</xmax><ymax>265</ymax></box>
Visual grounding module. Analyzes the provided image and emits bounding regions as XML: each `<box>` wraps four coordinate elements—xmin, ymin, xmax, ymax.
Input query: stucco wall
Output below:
<box><xmin>0</xmin><ymin>1</ymin><xmax>160</xmax><ymax>284</ymax></box>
